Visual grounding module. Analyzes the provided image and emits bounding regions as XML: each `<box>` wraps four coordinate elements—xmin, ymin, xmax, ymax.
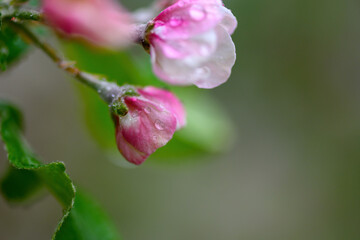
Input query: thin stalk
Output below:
<box><xmin>8</xmin><ymin>22</ymin><xmax>122</xmax><ymax>103</ymax></box>
<box><xmin>1</xmin><ymin>9</ymin><xmax>43</xmax><ymax>22</ymax></box>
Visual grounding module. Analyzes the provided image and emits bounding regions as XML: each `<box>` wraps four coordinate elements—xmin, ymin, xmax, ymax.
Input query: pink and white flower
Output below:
<box><xmin>146</xmin><ymin>0</ymin><xmax>237</xmax><ymax>89</ymax></box>
<box><xmin>114</xmin><ymin>86</ymin><xmax>186</xmax><ymax>165</ymax></box>
<box><xmin>42</xmin><ymin>0</ymin><xmax>134</xmax><ymax>48</ymax></box>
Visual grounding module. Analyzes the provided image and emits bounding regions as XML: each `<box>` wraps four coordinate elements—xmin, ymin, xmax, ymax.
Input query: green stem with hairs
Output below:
<box><xmin>1</xmin><ymin>8</ymin><xmax>43</xmax><ymax>22</ymax></box>
<box><xmin>8</xmin><ymin>22</ymin><xmax>122</xmax><ymax>103</ymax></box>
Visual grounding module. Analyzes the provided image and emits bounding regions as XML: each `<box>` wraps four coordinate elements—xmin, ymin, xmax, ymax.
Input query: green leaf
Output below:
<box><xmin>62</xmin><ymin>42</ymin><xmax>235</xmax><ymax>163</ymax></box>
<box><xmin>0</xmin><ymin>101</ymin><xmax>121</xmax><ymax>240</ymax></box>
<box><xmin>54</xmin><ymin>191</ymin><xmax>120</xmax><ymax>240</ymax></box>
<box><xmin>0</xmin><ymin>22</ymin><xmax>29</xmax><ymax>72</ymax></box>
<box><xmin>1</xmin><ymin>166</ymin><xmax>43</xmax><ymax>202</ymax></box>
<box><xmin>0</xmin><ymin>44</ymin><xmax>9</xmax><ymax>70</ymax></box>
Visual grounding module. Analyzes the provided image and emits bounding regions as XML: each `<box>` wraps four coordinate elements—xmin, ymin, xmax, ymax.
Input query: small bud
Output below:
<box><xmin>42</xmin><ymin>0</ymin><xmax>134</xmax><ymax>48</ymax></box>
<box><xmin>111</xmin><ymin>100</ymin><xmax>128</xmax><ymax>116</ymax></box>
<box><xmin>113</xmin><ymin>86</ymin><xmax>186</xmax><ymax>165</ymax></box>
<box><xmin>145</xmin><ymin>0</ymin><xmax>237</xmax><ymax>89</ymax></box>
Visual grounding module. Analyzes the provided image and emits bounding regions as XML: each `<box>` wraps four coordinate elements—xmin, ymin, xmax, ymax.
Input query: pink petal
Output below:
<box><xmin>152</xmin><ymin>0</ymin><xmax>224</xmax><ymax>40</ymax></box>
<box><xmin>137</xmin><ymin>87</ymin><xmax>186</xmax><ymax>129</ymax></box>
<box><xmin>150</xmin><ymin>27</ymin><xmax>217</xmax><ymax>59</ymax></box>
<box><xmin>43</xmin><ymin>0</ymin><xmax>133</xmax><ymax>48</ymax></box>
<box><xmin>116</xmin><ymin>96</ymin><xmax>177</xmax><ymax>165</ymax></box>
<box><xmin>192</xmin><ymin>26</ymin><xmax>236</xmax><ymax>88</ymax></box>
<box><xmin>149</xmin><ymin>0</ymin><xmax>237</xmax><ymax>88</ymax></box>
<box><xmin>151</xmin><ymin>26</ymin><xmax>236</xmax><ymax>89</ymax></box>
<box><xmin>219</xmin><ymin>7</ymin><xmax>238</xmax><ymax>35</ymax></box>
<box><xmin>116</xmin><ymin>126</ymin><xmax>148</xmax><ymax>165</ymax></box>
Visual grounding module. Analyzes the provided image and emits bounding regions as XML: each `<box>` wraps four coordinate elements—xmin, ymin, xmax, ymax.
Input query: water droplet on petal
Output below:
<box><xmin>189</xmin><ymin>5</ymin><xmax>206</xmax><ymax>21</ymax></box>
<box><xmin>195</xmin><ymin>66</ymin><xmax>211</xmax><ymax>78</ymax></box>
<box><xmin>155</xmin><ymin>119</ymin><xmax>165</xmax><ymax>131</ymax></box>
<box><xmin>132</xmin><ymin>110</ymin><xmax>139</xmax><ymax>117</ymax></box>
<box><xmin>178</xmin><ymin>1</ymin><xmax>185</xmax><ymax>7</ymax></box>
<box><xmin>200</xmin><ymin>45</ymin><xmax>211</xmax><ymax>56</ymax></box>
<box><xmin>169</xmin><ymin>17</ymin><xmax>182</xmax><ymax>27</ymax></box>
<box><xmin>144</xmin><ymin>107</ymin><xmax>151</xmax><ymax>114</ymax></box>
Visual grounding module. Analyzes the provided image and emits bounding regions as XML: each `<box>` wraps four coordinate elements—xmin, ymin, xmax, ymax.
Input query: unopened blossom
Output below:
<box><xmin>144</xmin><ymin>0</ymin><xmax>237</xmax><ymax>89</ymax></box>
<box><xmin>42</xmin><ymin>0</ymin><xmax>134</xmax><ymax>48</ymax></box>
<box><xmin>113</xmin><ymin>86</ymin><xmax>186</xmax><ymax>165</ymax></box>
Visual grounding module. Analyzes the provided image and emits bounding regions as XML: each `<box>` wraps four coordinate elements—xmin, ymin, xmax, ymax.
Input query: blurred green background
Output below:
<box><xmin>1</xmin><ymin>0</ymin><xmax>360</xmax><ymax>239</ymax></box>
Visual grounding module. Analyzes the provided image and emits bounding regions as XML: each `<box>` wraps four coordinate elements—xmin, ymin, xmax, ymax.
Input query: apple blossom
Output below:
<box><xmin>42</xmin><ymin>0</ymin><xmax>134</xmax><ymax>48</ymax></box>
<box><xmin>113</xmin><ymin>86</ymin><xmax>186</xmax><ymax>165</ymax></box>
<box><xmin>144</xmin><ymin>0</ymin><xmax>237</xmax><ymax>89</ymax></box>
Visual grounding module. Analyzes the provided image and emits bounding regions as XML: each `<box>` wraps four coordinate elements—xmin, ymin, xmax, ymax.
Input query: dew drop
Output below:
<box><xmin>144</xmin><ymin>107</ymin><xmax>151</xmax><ymax>114</ymax></box>
<box><xmin>200</xmin><ymin>45</ymin><xmax>211</xmax><ymax>56</ymax></box>
<box><xmin>132</xmin><ymin>110</ymin><xmax>139</xmax><ymax>117</ymax></box>
<box><xmin>189</xmin><ymin>5</ymin><xmax>206</xmax><ymax>21</ymax></box>
<box><xmin>178</xmin><ymin>1</ymin><xmax>185</xmax><ymax>7</ymax></box>
<box><xmin>195</xmin><ymin>66</ymin><xmax>211</xmax><ymax>78</ymax></box>
<box><xmin>169</xmin><ymin>17</ymin><xmax>182</xmax><ymax>27</ymax></box>
<box><xmin>154</xmin><ymin>119</ymin><xmax>165</xmax><ymax>131</ymax></box>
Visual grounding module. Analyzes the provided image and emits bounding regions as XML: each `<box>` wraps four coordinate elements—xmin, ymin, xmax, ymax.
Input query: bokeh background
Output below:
<box><xmin>1</xmin><ymin>0</ymin><xmax>360</xmax><ymax>239</ymax></box>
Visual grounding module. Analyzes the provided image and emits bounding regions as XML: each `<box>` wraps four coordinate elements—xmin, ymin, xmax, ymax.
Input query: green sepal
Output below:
<box><xmin>111</xmin><ymin>100</ymin><xmax>128</xmax><ymax>117</ymax></box>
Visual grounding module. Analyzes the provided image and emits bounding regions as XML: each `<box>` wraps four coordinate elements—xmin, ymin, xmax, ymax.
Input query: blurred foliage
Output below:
<box><xmin>62</xmin><ymin>42</ymin><xmax>235</xmax><ymax>164</ymax></box>
<box><xmin>0</xmin><ymin>101</ymin><xmax>121</xmax><ymax>240</ymax></box>
<box><xmin>1</xmin><ymin>166</ymin><xmax>43</xmax><ymax>202</ymax></box>
<box><xmin>0</xmin><ymin>22</ymin><xmax>29</xmax><ymax>71</ymax></box>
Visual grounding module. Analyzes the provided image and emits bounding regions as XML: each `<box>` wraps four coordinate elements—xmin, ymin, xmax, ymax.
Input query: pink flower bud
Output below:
<box><xmin>42</xmin><ymin>0</ymin><xmax>134</xmax><ymax>48</ymax></box>
<box><xmin>114</xmin><ymin>87</ymin><xmax>186</xmax><ymax>165</ymax></box>
<box><xmin>146</xmin><ymin>0</ymin><xmax>237</xmax><ymax>89</ymax></box>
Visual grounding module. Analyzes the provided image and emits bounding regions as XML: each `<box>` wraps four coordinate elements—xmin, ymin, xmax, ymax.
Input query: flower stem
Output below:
<box><xmin>1</xmin><ymin>9</ymin><xmax>43</xmax><ymax>22</ymax></box>
<box><xmin>8</xmin><ymin>22</ymin><xmax>122</xmax><ymax>103</ymax></box>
